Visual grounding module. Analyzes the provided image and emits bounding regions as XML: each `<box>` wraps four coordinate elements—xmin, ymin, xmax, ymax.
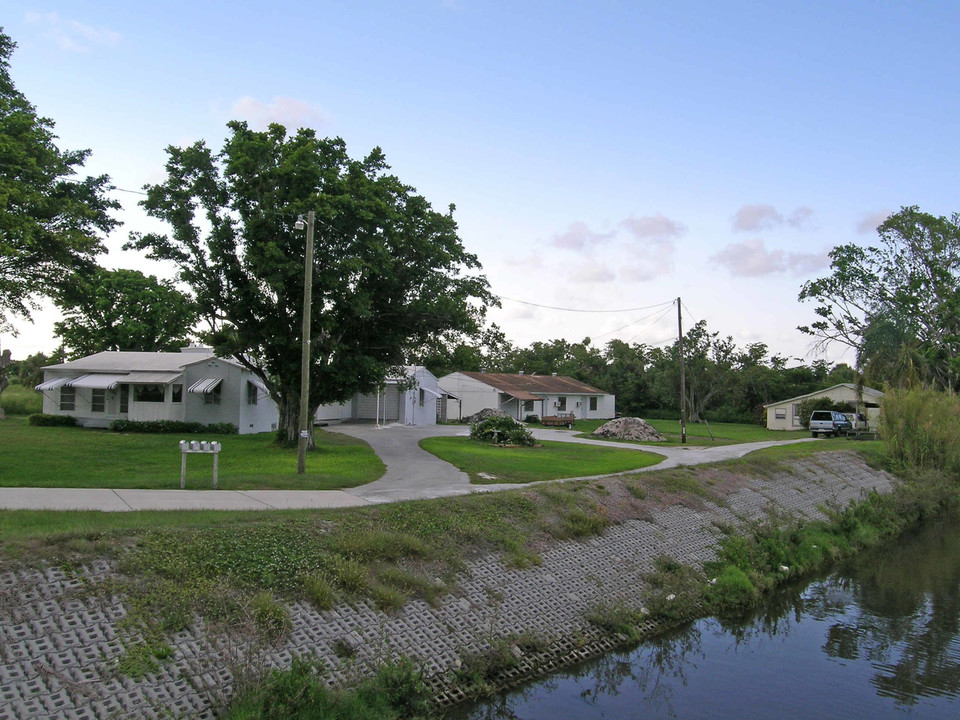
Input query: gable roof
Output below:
<box><xmin>763</xmin><ymin>383</ymin><xmax>885</xmax><ymax>408</ymax></box>
<box><xmin>42</xmin><ymin>351</ymin><xmax>215</xmax><ymax>374</ymax></box>
<box><xmin>456</xmin><ymin>371</ymin><xmax>607</xmax><ymax>396</ymax></box>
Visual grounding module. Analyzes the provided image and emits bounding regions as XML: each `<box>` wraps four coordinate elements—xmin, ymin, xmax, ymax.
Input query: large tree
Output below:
<box><xmin>0</xmin><ymin>28</ymin><xmax>119</xmax><ymax>416</ymax></box>
<box><xmin>128</xmin><ymin>121</ymin><xmax>492</xmax><ymax>444</ymax></box>
<box><xmin>54</xmin><ymin>268</ymin><xmax>198</xmax><ymax>358</ymax></box>
<box><xmin>799</xmin><ymin>206</ymin><xmax>960</xmax><ymax>391</ymax></box>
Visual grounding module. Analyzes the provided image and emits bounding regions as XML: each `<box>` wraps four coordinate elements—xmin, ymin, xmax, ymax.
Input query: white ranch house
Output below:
<box><xmin>315</xmin><ymin>366</ymin><xmax>443</xmax><ymax>426</ymax></box>
<box><xmin>36</xmin><ymin>346</ymin><xmax>278</xmax><ymax>434</ymax></box>
<box><xmin>438</xmin><ymin>371</ymin><xmax>616</xmax><ymax>421</ymax></box>
<box><xmin>763</xmin><ymin>383</ymin><xmax>884</xmax><ymax>431</ymax></box>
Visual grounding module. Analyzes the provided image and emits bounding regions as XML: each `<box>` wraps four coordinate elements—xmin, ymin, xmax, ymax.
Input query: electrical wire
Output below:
<box><xmin>496</xmin><ymin>295</ymin><xmax>675</xmax><ymax>314</ymax></box>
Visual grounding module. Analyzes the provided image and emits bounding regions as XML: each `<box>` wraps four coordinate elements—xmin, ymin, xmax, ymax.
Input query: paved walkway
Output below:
<box><xmin>0</xmin><ymin>423</ymin><xmax>815</xmax><ymax>511</ymax></box>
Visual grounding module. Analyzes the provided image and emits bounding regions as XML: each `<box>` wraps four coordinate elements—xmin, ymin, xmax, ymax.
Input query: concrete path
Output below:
<box><xmin>0</xmin><ymin>423</ymin><xmax>815</xmax><ymax>511</ymax></box>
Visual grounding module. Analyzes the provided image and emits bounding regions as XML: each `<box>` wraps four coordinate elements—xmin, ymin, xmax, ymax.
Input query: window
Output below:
<box><xmin>205</xmin><ymin>383</ymin><xmax>222</xmax><ymax>405</ymax></box>
<box><xmin>791</xmin><ymin>403</ymin><xmax>800</xmax><ymax>417</ymax></box>
<box><xmin>418</xmin><ymin>388</ymin><xmax>425</xmax><ymax>407</ymax></box>
<box><xmin>91</xmin><ymin>389</ymin><xmax>106</xmax><ymax>413</ymax></box>
<box><xmin>557</xmin><ymin>396</ymin><xmax>567</xmax><ymax>411</ymax></box>
<box><xmin>247</xmin><ymin>382</ymin><xmax>258</xmax><ymax>405</ymax></box>
<box><xmin>60</xmin><ymin>386</ymin><xmax>75</xmax><ymax>411</ymax></box>
<box><xmin>172</xmin><ymin>384</ymin><xmax>183</xmax><ymax>403</ymax></box>
<box><xmin>589</xmin><ymin>397</ymin><xmax>598</xmax><ymax>411</ymax></box>
<box><xmin>134</xmin><ymin>384</ymin><xmax>165</xmax><ymax>403</ymax></box>
<box><xmin>523</xmin><ymin>400</ymin><xmax>534</xmax><ymax>412</ymax></box>
<box><xmin>119</xmin><ymin>385</ymin><xmax>128</xmax><ymax>413</ymax></box>
<box><xmin>775</xmin><ymin>408</ymin><xmax>786</xmax><ymax>419</ymax></box>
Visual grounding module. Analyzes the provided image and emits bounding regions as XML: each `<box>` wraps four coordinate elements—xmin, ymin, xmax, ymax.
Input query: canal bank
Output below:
<box><xmin>0</xmin><ymin>451</ymin><xmax>900</xmax><ymax>718</ymax></box>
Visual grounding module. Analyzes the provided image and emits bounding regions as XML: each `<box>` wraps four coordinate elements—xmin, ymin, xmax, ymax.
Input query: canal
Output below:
<box><xmin>449</xmin><ymin>515</ymin><xmax>960</xmax><ymax>719</ymax></box>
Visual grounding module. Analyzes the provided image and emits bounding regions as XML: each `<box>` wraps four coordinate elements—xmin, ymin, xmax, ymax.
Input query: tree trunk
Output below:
<box><xmin>275</xmin><ymin>394</ymin><xmax>316</xmax><ymax>449</ymax></box>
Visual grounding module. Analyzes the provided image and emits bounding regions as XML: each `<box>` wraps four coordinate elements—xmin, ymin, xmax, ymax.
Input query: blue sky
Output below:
<box><xmin>4</xmin><ymin>1</ymin><xmax>959</xmax><ymax>363</ymax></box>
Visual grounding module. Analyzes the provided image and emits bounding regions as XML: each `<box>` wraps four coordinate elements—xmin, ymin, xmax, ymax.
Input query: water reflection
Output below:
<box><xmin>450</xmin><ymin>518</ymin><xmax>960</xmax><ymax>719</ymax></box>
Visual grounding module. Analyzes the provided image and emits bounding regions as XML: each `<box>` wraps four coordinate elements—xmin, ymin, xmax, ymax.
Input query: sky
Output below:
<box><xmin>3</xmin><ymin>1</ymin><xmax>959</xmax><ymax>365</ymax></box>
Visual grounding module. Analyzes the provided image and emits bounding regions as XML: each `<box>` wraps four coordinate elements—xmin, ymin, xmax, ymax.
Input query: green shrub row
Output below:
<box><xmin>109</xmin><ymin>419</ymin><xmax>238</xmax><ymax>435</ymax></box>
<box><xmin>469</xmin><ymin>415</ymin><xmax>535</xmax><ymax>446</ymax></box>
<box><xmin>881</xmin><ymin>387</ymin><xmax>960</xmax><ymax>475</ymax></box>
<box><xmin>27</xmin><ymin>413</ymin><xmax>78</xmax><ymax>427</ymax></box>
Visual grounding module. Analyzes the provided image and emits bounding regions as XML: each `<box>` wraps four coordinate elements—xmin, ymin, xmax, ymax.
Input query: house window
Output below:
<box><xmin>134</xmin><ymin>384</ymin><xmax>165</xmax><ymax>403</ymax></box>
<box><xmin>523</xmin><ymin>400</ymin><xmax>534</xmax><ymax>412</ymax></box>
<box><xmin>172</xmin><ymin>384</ymin><xmax>183</xmax><ymax>403</ymax></box>
<box><xmin>589</xmin><ymin>397</ymin><xmax>598</xmax><ymax>411</ymax></box>
<box><xmin>418</xmin><ymin>388</ymin><xmax>425</xmax><ymax>407</ymax></box>
<box><xmin>119</xmin><ymin>385</ymin><xmax>128</xmax><ymax>413</ymax></box>
<box><xmin>247</xmin><ymin>382</ymin><xmax>258</xmax><ymax>405</ymax></box>
<box><xmin>205</xmin><ymin>384</ymin><xmax>222</xmax><ymax>405</ymax></box>
<box><xmin>775</xmin><ymin>408</ymin><xmax>786</xmax><ymax>419</ymax></box>
<box><xmin>91</xmin><ymin>389</ymin><xmax>106</xmax><ymax>413</ymax></box>
<box><xmin>557</xmin><ymin>396</ymin><xmax>567</xmax><ymax>411</ymax></box>
<box><xmin>60</xmin><ymin>387</ymin><xmax>75</xmax><ymax>411</ymax></box>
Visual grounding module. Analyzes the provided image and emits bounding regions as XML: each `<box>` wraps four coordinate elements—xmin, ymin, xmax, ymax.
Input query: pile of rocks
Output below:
<box><xmin>591</xmin><ymin>417</ymin><xmax>667</xmax><ymax>442</ymax></box>
<box><xmin>464</xmin><ymin>408</ymin><xmax>513</xmax><ymax>424</ymax></box>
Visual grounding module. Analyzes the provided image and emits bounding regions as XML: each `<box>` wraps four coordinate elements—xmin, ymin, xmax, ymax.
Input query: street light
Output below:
<box><xmin>296</xmin><ymin>210</ymin><xmax>316</xmax><ymax>474</ymax></box>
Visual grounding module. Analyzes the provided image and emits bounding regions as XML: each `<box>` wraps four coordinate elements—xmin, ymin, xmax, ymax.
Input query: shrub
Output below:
<box><xmin>523</xmin><ymin>414</ymin><xmax>541</xmax><ymax>424</ymax></box>
<box><xmin>109</xmin><ymin>419</ymin><xmax>238</xmax><ymax>434</ymax></box>
<box><xmin>470</xmin><ymin>415</ymin><xmax>535</xmax><ymax>447</ymax></box>
<box><xmin>28</xmin><ymin>413</ymin><xmax>77</xmax><ymax>427</ymax></box>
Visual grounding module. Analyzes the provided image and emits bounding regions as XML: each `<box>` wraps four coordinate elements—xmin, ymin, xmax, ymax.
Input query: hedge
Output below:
<box><xmin>109</xmin><ymin>419</ymin><xmax>238</xmax><ymax>435</ymax></box>
<box><xmin>28</xmin><ymin>413</ymin><xmax>78</xmax><ymax>427</ymax></box>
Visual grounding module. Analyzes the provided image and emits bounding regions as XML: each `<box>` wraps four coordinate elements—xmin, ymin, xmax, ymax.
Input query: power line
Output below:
<box><xmin>496</xmin><ymin>295</ymin><xmax>675</xmax><ymax>314</ymax></box>
<box><xmin>592</xmin><ymin>303</ymin><xmax>678</xmax><ymax>341</ymax></box>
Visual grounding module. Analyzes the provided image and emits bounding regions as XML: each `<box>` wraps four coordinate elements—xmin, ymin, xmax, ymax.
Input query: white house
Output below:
<box><xmin>438</xmin><ymin>371</ymin><xmax>616</xmax><ymax>421</ymax></box>
<box><xmin>315</xmin><ymin>366</ymin><xmax>443</xmax><ymax>426</ymax></box>
<box><xmin>763</xmin><ymin>383</ymin><xmax>885</xmax><ymax>431</ymax></box>
<box><xmin>36</xmin><ymin>346</ymin><xmax>279</xmax><ymax>434</ymax></box>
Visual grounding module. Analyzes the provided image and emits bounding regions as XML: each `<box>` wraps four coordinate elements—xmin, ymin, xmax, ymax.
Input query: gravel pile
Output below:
<box><xmin>591</xmin><ymin>417</ymin><xmax>667</xmax><ymax>442</ymax></box>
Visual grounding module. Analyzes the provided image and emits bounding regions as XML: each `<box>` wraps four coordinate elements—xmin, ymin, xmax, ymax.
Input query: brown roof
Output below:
<box><xmin>459</xmin><ymin>372</ymin><xmax>607</xmax><ymax>397</ymax></box>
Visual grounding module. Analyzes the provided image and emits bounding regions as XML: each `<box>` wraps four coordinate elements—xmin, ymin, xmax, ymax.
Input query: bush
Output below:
<box><xmin>109</xmin><ymin>419</ymin><xmax>238</xmax><ymax>434</ymax></box>
<box><xmin>470</xmin><ymin>415</ymin><xmax>535</xmax><ymax>447</ymax></box>
<box><xmin>523</xmin><ymin>414</ymin><xmax>541</xmax><ymax>424</ymax></box>
<box><xmin>28</xmin><ymin>413</ymin><xmax>77</xmax><ymax>427</ymax></box>
<box><xmin>882</xmin><ymin>387</ymin><xmax>960</xmax><ymax>475</ymax></box>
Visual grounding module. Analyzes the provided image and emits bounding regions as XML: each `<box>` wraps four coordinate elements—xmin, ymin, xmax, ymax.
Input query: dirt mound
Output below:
<box><xmin>465</xmin><ymin>408</ymin><xmax>513</xmax><ymax>425</ymax></box>
<box><xmin>591</xmin><ymin>417</ymin><xmax>666</xmax><ymax>442</ymax></box>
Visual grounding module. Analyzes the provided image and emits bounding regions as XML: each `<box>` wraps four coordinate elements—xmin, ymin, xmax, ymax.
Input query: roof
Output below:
<box><xmin>42</xmin><ymin>350</ymin><xmax>216</xmax><ymax>374</ymax></box>
<box><xmin>763</xmin><ymin>383</ymin><xmax>885</xmax><ymax>408</ymax></box>
<box><xmin>455</xmin><ymin>372</ymin><xmax>608</xmax><ymax>397</ymax></box>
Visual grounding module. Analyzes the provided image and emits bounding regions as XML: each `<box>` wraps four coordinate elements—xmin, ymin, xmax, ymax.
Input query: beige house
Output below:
<box><xmin>764</xmin><ymin>383</ymin><xmax>884</xmax><ymax>431</ymax></box>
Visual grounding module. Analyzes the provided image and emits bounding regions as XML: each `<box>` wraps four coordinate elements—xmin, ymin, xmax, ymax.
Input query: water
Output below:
<box><xmin>449</xmin><ymin>517</ymin><xmax>960</xmax><ymax>719</ymax></box>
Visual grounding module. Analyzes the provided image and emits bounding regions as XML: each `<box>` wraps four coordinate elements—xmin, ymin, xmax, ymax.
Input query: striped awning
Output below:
<box><xmin>188</xmin><ymin>377</ymin><xmax>223</xmax><ymax>395</ymax></box>
<box><xmin>67</xmin><ymin>374</ymin><xmax>129</xmax><ymax>390</ymax></box>
<box><xmin>35</xmin><ymin>376</ymin><xmax>73</xmax><ymax>391</ymax></box>
<box><xmin>124</xmin><ymin>371</ymin><xmax>182</xmax><ymax>384</ymax></box>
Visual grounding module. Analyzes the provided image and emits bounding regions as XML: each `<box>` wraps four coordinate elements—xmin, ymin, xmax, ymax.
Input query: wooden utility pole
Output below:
<box><xmin>297</xmin><ymin>210</ymin><xmax>316</xmax><ymax>475</ymax></box>
<box><xmin>677</xmin><ymin>297</ymin><xmax>686</xmax><ymax>444</ymax></box>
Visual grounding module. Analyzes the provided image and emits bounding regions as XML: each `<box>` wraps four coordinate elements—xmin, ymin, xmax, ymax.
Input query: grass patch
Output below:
<box><xmin>419</xmin><ymin>436</ymin><xmax>663</xmax><ymax>483</ymax></box>
<box><xmin>572</xmin><ymin>418</ymin><xmax>810</xmax><ymax>446</ymax></box>
<box><xmin>0</xmin><ymin>416</ymin><xmax>384</xmax><ymax>490</ymax></box>
<box><xmin>0</xmin><ymin>382</ymin><xmax>42</xmax><ymax>415</ymax></box>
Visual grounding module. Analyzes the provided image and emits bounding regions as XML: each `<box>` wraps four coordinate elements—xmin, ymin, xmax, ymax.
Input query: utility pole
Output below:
<box><xmin>297</xmin><ymin>210</ymin><xmax>316</xmax><ymax>475</ymax></box>
<box><xmin>677</xmin><ymin>297</ymin><xmax>686</xmax><ymax>444</ymax></box>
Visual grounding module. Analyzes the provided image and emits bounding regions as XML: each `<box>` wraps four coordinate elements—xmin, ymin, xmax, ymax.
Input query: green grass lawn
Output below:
<box><xmin>0</xmin><ymin>416</ymin><xmax>384</xmax><ymax>490</ymax></box>
<box><xmin>420</xmin><ymin>436</ymin><xmax>663</xmax><ymax>483</ymax></box>
<box><xmin>565</xmin><ymin>417</ymin><xmax>811</xmax><ymax>446</ymax></box>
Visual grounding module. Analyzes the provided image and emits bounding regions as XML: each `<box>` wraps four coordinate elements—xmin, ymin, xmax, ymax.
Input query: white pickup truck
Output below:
<box><xmin>808</xmin><ymin>410</ymin><xmax>852</xmax><ymax>438</ymax></box>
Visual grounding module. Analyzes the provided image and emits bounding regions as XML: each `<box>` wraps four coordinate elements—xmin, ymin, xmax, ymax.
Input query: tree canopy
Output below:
<box><xmin>0</xmin><ymin>28</ymin><xmax>119</xmax><ymax>334</ymax></box>
<box><xmin>128</xmin><ymin>121</ymin><xmax>493</xmax><ymax>443</ymax></box>
<box><xmin>54</xmin><ymin>268</ymin><xmax>198</xmax><ymax>358</ymax></box>
<box><xmin>799</xmin><ymin>206</ymin><xmax>960</xmax><ymax>390</ymax></box>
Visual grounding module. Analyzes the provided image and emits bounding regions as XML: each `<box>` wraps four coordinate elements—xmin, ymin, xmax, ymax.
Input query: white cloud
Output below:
<box><xmin>787</xmin><ymin>206</ymin><xmax>815</xmax><ymax>229</ymax></box>
<box><xmin>570</xmin><ymin>259</ymin><xmax>616</xmax><ymax>283</ymax></box>
<box><xmin>503</xmin><ymin>253</ymin><xmax>545</xmax><ymax>270</ymax></box>
<box><xmin>856</xmin><ymin>210</ymin><xmax>891</xmax><ymax>234</ymax></box>
<box><xmin>620</xmin><ymin>213</ymin><xmax>686</xmax><ymax>240</ymax></box>
<box><xmin>713</xmin><ymin>238</ymin><xmax>785</xmax><ymax>276</ymax></box>
<box><xmin>713</xmin><ymin>239</ymin><xmax>830</xmax><ymax>277</ymax></box>
<box><xmin>230</xmin><ymin>96</ymin><xmax>331</xmax><ymax>131</ymax></box>
<box><xmin>25</xmin><ymin>12</ymin><xmax>121</xmax><ymax>52</ymax></box>
<box><xmin>732</xmin><ymin>204</ymin><xmax>783</xmax><ymax>232</ymax></box>
<box><xmin>550</xmin><ymin>221</ymin><xmax>615</xmax><ymax>250</ymax></box>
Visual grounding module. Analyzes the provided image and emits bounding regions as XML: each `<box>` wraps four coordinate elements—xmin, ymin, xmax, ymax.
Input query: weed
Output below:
<box><xmin>302</xmin><ymin>574</ymin><xmax>336</xmax><ymax>611</ymax></box>
<box><xmin>250</xmin><ymin>592</ymin><xmax>289</xmax><ymax>641</ymax></box>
